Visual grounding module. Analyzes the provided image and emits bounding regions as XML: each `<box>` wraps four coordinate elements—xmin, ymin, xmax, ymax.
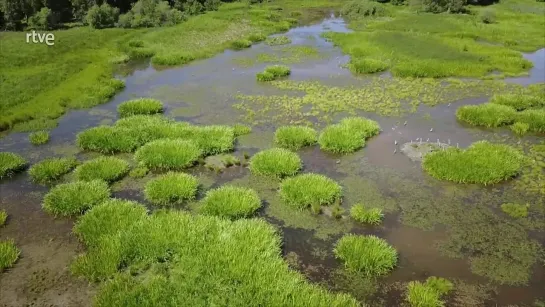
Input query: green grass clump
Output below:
<box><xmin>233</xmin><ymin>124</ymin><xmax>252</xmax><ymax>137</ymax></box>
<box><xmin>511</xmin><ymin>122</ymin><xmax>530</xmax><ymax>136</ymax></box>
<box><xmin>334</xmin><ymin>234</ymin><xmax>397</xmax><ymax>277</ymax></box>
<box><xmin>350</xmin><ymin>58</ymin><xmax>389</xmax><ymax>74</ymax></box>
<box><xmin>501</xmin><ymin>203</ymin><xmax>529</xmax><ymax>218</ymax></box>
<box><xmin>28</xmin><ymin>157</ymin><xmax>78</xmax><ymax>184</ymax></box>
<box><xmin>42</xmin><ymin>180</ymin><xmax>110</xmax><ymax>216</ymax></box>
<box><xmin>274</xmin><ymin>125</ymin><xmax>318</xmax><ymax>150</ymax></box>
<box><xmin>129</xmin><ymin>166</ymin><xmax>148</xmax><ymax>178</ymax></box>
<box><xmin>516</xmin><ymin>109</ymin><xmax>545</xmax><ymax>133</ymax></box>
<box><xmin>340</xmin><ymin>117</ymin><xmax>381</xmax><ymax>139</ymax></box>
<box><xmin>456</xmin><ymin>103</ymin><xmax>516</xmax><ymax>128</ymax></box>
<box><xmin>490</xmin><ymin>94</ymin><xmax>543</xmax><ymax>111</ymax></box>
<box><xmin>279</xmin><ymin>173</ymin><xmax>341</xmax><ymax>212</ymax></box>
<box><xmin>72</xmin><ymin>203</ymin><xmax>359</xmax><ymax>304</ymax></box>
<box><xmin>350</xmin><ymin>204</ymin><xmax>383</xmax><ymax>225</ymax></box>
<box><xmin>257</xmin><ymin>65</ymin><xmax>291</xmax><ymax>82</ymax></box>
<box><xmin>0</xmin><ymin>210</ymin><xmax>6</xmax><ymax>226</ymax></box>
<box><xmin>231</xmin><ymin>39</ymin><xmax>252</xmax><ymax>50</ymax></box>
<box><xmin>318</xmin><ymin>124</ymin><xmax>363</xmax><ymax>154</ymax></box>
<box><xmin>257</xmin><ymin>71</ymin><xmax>275</xmax><ymax>81</ymax></box>
<box><xmin>117</xmin><ymin>98</ymin><xmax>164</xmax><ymax>118</ymax></box>
<box><xmin>29</xmin><ymin>131</ymin><xmax>50</xmax><ymax>145</ymax></box>
<box><xmin>248</xmin><ymin>32</ymin><xmax>267</xmax><ymax>42</ymax></box>
<box><xmin>422</xmin><ymin>141</ymin><xmax>524</xmax><ymax>185</ymax></box>
<box><xmin>249</xmin><ymin>148</ymin><xmax>302</xmax><ymax>178</ymax></box>
<box><xmin>135</xmin><ymin>139</ymin><xmax>202</xmax><ymax>171</ymax></box>
<box><xmin>191</xmin><ymin>125</ymin><xmax>235</xmax><ymax>155</ymax></box>
<box><xmin>144</xmin><ymin>172</ymin><xmax>199</xmax><ymax>206</ymax></box>
<box><xmin>76</xmin><ymin>126</ymin><xmax>139</xmax><ymax>154</ymax></box>
<box><xmin>0</xmin><ymin>152</ymin><xmax>27</xmax><ymax>179</ymax></box>
<box><xmin>199</xmin><ymin>186</ymin><xmax>261</xmax><ymax>219</ymax></box>
<box><xmin>406</xmin><ymin>277</ymin><xmax>454</xmax><ymax>307</ymax></box>
<box><xmin>265</xmin><ymin>35</ymin><xmax>291</xmax><ymax>46</ymax></box>
<box><xmin>75</xmin><ymin>156</ymin><xmax>129</xmax><ymax>183</ymax></box>
<box><xmin>0</xmin><ymin>240</ymin><xmax>20</xmax><ymax>272</ymax></box>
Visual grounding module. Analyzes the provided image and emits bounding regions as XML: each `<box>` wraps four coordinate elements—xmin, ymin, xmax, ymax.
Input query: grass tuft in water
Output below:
<box><xmin>249</xmin><ymin>148</ymin><xmax>301</xmax><ymax>178</ymax></box>
<box><xmin>28</xmin><ymin>157</ymin><xmax>78</xmax><ymax>184</ymax></box>
<box><xmin>274</xmin><ymin>125</ymin><xmax>317</xmax><ymax>151</ymax></box>
<box><xmin>129</xmin><ymin>166</ymin><xmax>148</xmax><ymax>178</ymax></box>
<box><xmin>0</xmin><ymin>240</ymin><xmax>20</xmax><ymax>272</ymax></box>
<box><xmin>77</xmin><ymin>126</ymin><xmax>139</xmax><ymax>154</ymax></box>
<box><xmin>265</xmin><ymin>35</ymin><xmax>291</xmax><ymax>46</ymax></box>
<box><xmin>510</xmin><ymin>122</ymin><xmax>530</xmax><ymax>136</ymax></box>
<box><xmin>350</xmin><ymin>58</ymin><xmax>389</xmax><ymax>74</ymax></box>
<box><xmin>257</xmin><ymin>65</ymin><xmax>291</xmax><ymax>82</ymax></box>
<box><xmin>319</xmin><ymin>117</ymin><xmax>380</xmax><ymax>154</ymax></box>
<box><xmin>117</xmin><ymin>98</ymin><xmax>164</xmax><ymax>118</ymax></box>
<box><xmin>422</xmin><ymin>141</ymin><xmax>523</xmax><ymax>185</ymax></box>
<box><xmin>350</xmin><ymin>204</ymin><xmax>383</xmax><ymax>225</ymax></box>
<box><xmin>334</xmin><ymin>234</ymin><xmax>397</xmax><ymax>277</ymax></box>
<box><xmin>456</xmin><ymin>103</ymin><xmax>516</xmax><ymax>128</ymax></box>
<box><xmin>0</xmin><ymin>152</ymin><xmax>27</xmax><ymax>179</ymax></box>
<box><xmin>233</xmin><ymin>124</ymin><xmax>252</xmax><ymax>137</ymax></box>
<box><xmin>516</xmin><ymin>109</ymin><xmax>545</xmax><ymax>133</ymax></box>
<box><xmin>42</xmin><ymin>180</ymin><xmax>110</xmax><ymax>216</ymax></box>
<box><xmin>406</xmin><ymin>277</ymin><xmax>454</xmax><ymax>307</ymax></box>
<box><xmin>231</xmin><ymin>39</ymin><xmax>253</xmax><ymax>50</ymax></box>
<box><xmin>29</xmin><ymin>131</ymin><xmax>50</xmax><ymax>145</ymax></box>
<box><xmin>340</xmin><ymin>117</ymin><xmax>381</xmax><ymax>138</ymax></box>
<box><xmin>279</xmin><ymin>173</ymin><xmax>341</xmax><ymax>211</ymax></box>
<box><xmin>500</xmin><ymin>203</ymin><xmax>529</xmax><ymax>218</ymax></box>
<box><xmin>248</xmin><ymin>32</ymin><xmax>267</xmax><ymax>43</ymax></box>
<box><xmin>199</xmin><ymin>185</ymin><xmax>261</xmax><ymax>219</ymax></box>
<box><xmin>135</xmin><ymin>139</ymin><xmax>202</xmax><ymax>171</ymax></box>
<box><xmin>0</xmin><ymin>210</ymin><xmax>6</xmax><ymax>226</ymax></box>
<box><xmin>490</xmin><ymin>94</ymin><xmax>544</xmax><ymax>111</ymax></box>
<box><xmin>75</xmin><ymin>156</ymin><xmax>129</xmax><ymax>183</ymax></box>
<box><xmin>144</xmin><ymin>172</ymin><xmax>199</xmax><ymax>206</ymax></box>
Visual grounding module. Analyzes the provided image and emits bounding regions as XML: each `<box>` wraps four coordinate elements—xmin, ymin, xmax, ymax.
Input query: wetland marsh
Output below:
<box><xmin>1</xmin><ymin>0</ymin><xmax>545</xmax><ymax>306</ymax></box>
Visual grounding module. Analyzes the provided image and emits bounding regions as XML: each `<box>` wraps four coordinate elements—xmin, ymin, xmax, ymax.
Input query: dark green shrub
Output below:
<box><xmin>28</xmin><ymin>7</ymin><xmax>57</xmax><ymax>30</ymax></box>
<box><xmin>341</xmin><ymin>0</ymin><xmax>387</xmax><ymax>18</ymax></box>
<box><xmin>86</xmin><ymin>3</ymin><xmax>119</xmax><ymax>29</ymax></box>
<box><xmin>117</xmin><ymin>0</ymin><xmax>185</xmax><ymax>28</ymax></box>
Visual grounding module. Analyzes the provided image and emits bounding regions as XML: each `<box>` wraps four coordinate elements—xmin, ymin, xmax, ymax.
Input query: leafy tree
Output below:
<box><xmin>86</xmin><ymin>3</ymin><xmax>119</xmax><ymax>28</ymax></box>
<box><xmin>0</xmin><ymin>0</ymin><xmax>24</xmax><ymax>29</ymax></box>
<box><xmin>118</xmin><ymin>0</ymin><xmax>184</xmax><ymax>28</ymax></box>
<box><xmin>28</xmin><ymin>7</ymin><xmax>58</xmax><ymax>30</ymax></box>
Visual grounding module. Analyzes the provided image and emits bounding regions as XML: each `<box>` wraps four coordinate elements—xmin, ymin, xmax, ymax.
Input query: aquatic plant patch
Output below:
<box><xmin>334</xmin><ymin>234</ymin><xmax>397</xmax><ymax>277</ymax></box>
<box><xmin>350</xmin><ymin>204</ymin><xmax>383</xmax><ymax>225</ymax></box>
<box><xmin>279</xmin><ymin>173</ymin><xmax>342</xmax><ymax>212</ymax></box>
<box><xmin>42</xmin><ymin>180</ymin><xmax>110</xmax><ymax>216</ymax></box>
<box><xmin>0</xmin><ymin>210</ymin><xmax>6</xmax><ymax>226</ymax></box>
<box><xmin>265</xmin><ymin>35</ymin><xmax>291</xmax><ymax>46</ymax></box>
<box><xmin>516</xmin><ymin>109</ymin><xmax>545</xmax><ymax>133</ymax></box>
<box><xmin>511</xmin><ymin>122</ymin><xmax>530</xmax><ymax>136</ymax></box>
<box><xmin>490</xmin><ymin>94</ymin><xmax>544</xmax><ymax>111</ymax></box>
<box><xmin>74</xmin><ymin>156</ymin><xmax>129</xmax><ymax>183</ymax></box>
<box><xmin>274</xmin><ymin>125</ymin><xmax>318</xmax><ymax>150</ymax></box>
<box><xmin>76</xmin><ymin>126</ymin><xmax>140</xmax><ymax>154</ymax></box>
<box><xmin>501</xmin><ymin>203</ymin><xmax>529</xmax><ymax>218</ymax></box>
<box><xmin>0</xmin><ymin>240</ymin><xmax>20</xmax><ymax>272</ymax></box>
<box><xmin>144</xmin><ymin>172</ymin><xmax>198</xmax><ymax>206</ymax></box>
<box><xmin>135</xmin><ymin>139</ymin><xmax>202</xmax><ymax>171</ymax></box>
<box><xmin>319</xmin><ymin>123</ymin><xmax>368</xmax><ymax>154</ymax></box>
<box><xmin>350</xmin><ymin>58</ymin><xmax>389</xmax><ymax>74</ymax></box>
<box><xmin>248</xmin><ymin>32</ymin><xmax>267</xmax><ymax>43</ymax></box>
<box><xmin>233</xmin><ymin>124</ymin><xmax>252</xmax><ymax>137</ymax></box>
<box><xmin>340</xmin><ymin>117</ymin><xmax>381</xmax><ymax>139</ymax></box>
<box><xmin>249</xmin><ymin>148</ymin><xmax>301</xmax><ymax>178</ymax></box>
<box><xmin>204</xmin><ymin>154</ymin><xmax>240</xmax><ymax>172</ymax></box>
<box><xmin>422</xmin><ymin>141</ymin><xmax>524</xmax><ymax>185</ymax></box>
<box><xmin>128</xmin><ymin>166</ymin><xmax>148</xmax><ymax>178</ymax></box>
<box><xmin>117</xmin><ymin>98</ymin><xmax>164</xmax><ymax>118</ymax></box>
<box><xmin>231</xmin><ymin>39</ymin><xmax>252</xmax><ymax>50</ymax></box>
<box><xmin>456</xmin><ymin>103</ymin><xmax>517</xmax><ymax>128</ymax></box>
<box><xmin>0</xmin><ymin>152</ymin><xmax>27</xmax><ymax>179</ymax></box>
<box><xmin>199</xmin><ymin>185</ymin><xmax>261</xmax><ymax>219</ymax></box>
<box><xmin>257</xmin><ymin>65</ymin><xmax>291</xmax><ymax>82</ymax></box>
<box><xmin>28</xmin><ymin>157</ymin><xmax>79</xmax><ymax>184</ymax></box>
<box><xmin>71</xmin><ymin>201</ymin><xmax>359</xmax><ymax>305</ymax></box>
<box><xmin>29</xmin><ymin>131</ymin><xmax>50</xmax><ymax>145</ymax></box>
<box><xmin>406</xmin><ymin>277</ymin><xmax>454</xmax><ymax>307</ymax></box>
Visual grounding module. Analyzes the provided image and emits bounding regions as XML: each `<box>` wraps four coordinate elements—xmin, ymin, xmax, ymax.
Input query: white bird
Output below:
<box><xmin>437</xmin><ymin>139</ymin><xmax>440</xmax><ymax>144</ymax></box>
<box><xmin>448</xmin><ymin>139</ymin><xmax>451</xmax><ymax>145</ymax></box>
<box><xmin>426</xmin><ymin>138</ymin><xmax>429</xmax><ymax>142</ymax></box>
<box><xmin>393</xmin><ymin>149</ymin><xmax>397</xmax><ymax>154</ymax></box>
<box><xmin>410</xmin><ymin>140</ymin><xmax>413</xmax><ymax>144</ymax></box>
<box><xmin>394</xmin><ymin>140</ymin><xmax>398</xmax><ymax>145</ymax></box>
<box><xmin>447</xmin><ymin>103</ymin><xmax>451</xmax><ymax>107</ymax></box>
<box><xmin>404</xmin><ymin>121</ymin><xmax>407</xmax><ymax>126</ymax></box>
<box><xmin>232</xmin><ymin>68</ymin><xmax>235</xmax><ymax>71</ymax></box>
<box><xmin>430</xmin><ymin>128</ymin><xmax>434</xmax><ymax>132</ymax></box>
<box><xmin>457</xmin><ymin>143</ymin><xmax>459</xmax><ymax>148</ymax></box>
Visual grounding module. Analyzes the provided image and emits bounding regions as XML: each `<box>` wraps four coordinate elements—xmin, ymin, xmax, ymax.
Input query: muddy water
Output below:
<box><xmin>1</xmin><ymin>14</ymin><xmax>545</xmax><ymax>307</ymax></box>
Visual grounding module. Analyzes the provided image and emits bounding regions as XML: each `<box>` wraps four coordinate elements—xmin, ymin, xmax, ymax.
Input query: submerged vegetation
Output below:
<box><xmin>42</xmin><ymin>180</ymin><xmax>110</xmax><ymax>216</ymax></box>
<box><xmin>0</xmin><ymin>240</ymin><xmax>20</xmax><ymax>272</ymax></box>
<box><xmin>274</xmin><ymin>125</ymin><xmax>318</xmax><ymax>151</ymax></box>
<box><xmin>406</xmin><ymin>277</ymin><xmax>454</xmax><ymax>307</ymax></box>
<box><xmin>501</xmin><ymin>202</ymin><xmax>529</xmax><ymax>218</ymax></box>
<box><xmin>249</xmin><ymin>148</ymin><xmax>301</xmax><ymax>178</ymax></box>
<box><xmin>265</xmin><ymin>35</ymin><xmax>291</xmax><ymax>46</ymax></box>
<box><xmin>75</xmin><ymin>156</ymin><xmax>129</xmax><ymax>183</ymax></box>
<box><xmin>29</xmin><ymin>131</ymin><xmax>50</xmax><ymax>145</ymax></box>
<box><xmin>0</xmin><ymin>152</ymin><xmax>27</xmax><ymax>179</ymax></box>
<box><xmin>117</xmin><ymin>98</ymin><xmax>164</xmax><ymax>118</ymax></box>
<box><xmin>334</xmin><ymin>234</ymin><xmax>397</xmax><ymax>277</ymax></box>
<box><xmin>199</xmin><ymin>186</ymin><xmax>261</xmax><ymax>219</ymax></box>
<box><xmin>279</xmin><ymin>173</ymin><xmax>341</xmax><ymax>213</ymax></box>
<box><xmin>422</xmin><ymin>141</ymin><xmax>524</xmax><ymax>185</ymax></box>
<box><xmin>144</xmin><ymin>172</ymin><xmax>199</xmax><ymax>206</ymax></box>
<box><xmin>29</xmin><ymin>157</ymin><xmax>79</xmax><ymax>184</ymax></box>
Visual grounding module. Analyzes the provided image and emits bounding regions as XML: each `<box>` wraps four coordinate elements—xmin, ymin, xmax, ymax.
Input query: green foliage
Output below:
<box><xmin>0</xmin><ymin>240</ymin><xmax>20</xmax><ymax>272</ymax></box>
<box><xmin>501</xmin><ymin>203</ymin><xmax>529</xmax><ymax>218</ymax></box>
<box><xmin>456</xmin><ymin>103</ymin><xmax>516</xmax><ymax>127</ymax></box>
<box><xmin>406</xmin><ymin>277</ymin><xmax>454</xmax><ymax>307</ymax></box>
<box><xmin>144</xmin><ymin>172</ymin><xmax>198</xmax><ymax>206</ymax></box>
<box><xmin>422</xmin><ymin>141</ymin><xmax>524</xmax><ymax>185</ymax></box>
<box><xmin>490</xmin><ymin>94</ymin><xmax>543</xmax><ymax>111</ymax></box>
<box><xmin>248</xmin><ymin>32</ymin><xmax>267</xmax><ymax>42</ymax></box>
<box><xmin>129</xmin><ymin>166</ymin><xmax>149</xmax><ymax>178</ymax></box>
<box><xmin>75</xmin><ymin>156</ymin><xmax>129</xmax><ymax>183</ymax></box>
<box><xmin>257</xmin><ymin>65</ymin><xmax>291</xmax><ymax>81</ymax></box>
<box><xmin>71</xmin><ymin>204</ymin><xmax>359</xmax><ymax>305</ymax></box>
<box><xmin>334</xmin><ymin>234</ymin><xmax>397</xmax><ymax>277</ymax></box>
<box><xmin>340</xmin><ymin>117</ymin><xmax>381</xmax><ymax>139</ymax></box>
<box><xmin>86</xmin><ymin>3</ymin><xmax>119</xmax><ymax>29</ymax></box>
<box><xmin>350</xmin><ymin>58</ymin><xmax>389</xmax><ymax>74</ymax></box>
<box><xmin>318</xmin><ymin>117</ymin><xmax>380</xmax><ymax>154</ymax></box>
<box><xmin>511</xmin><ymin>122</ymin><xmax>530</xmax><ymax>136</ymax></box>
<box><xmin>29</xmin><ymin>131</ymin><xmax>50</xmax><ymax>145</ymax></box>
<box><xmin>350</xmin><ymin>204</ymin><xmax>383</xmax><ymax>225</ymax></box>
<box><xmin>249</xmin><ymin>148</ymin><xmax>302</xmax><ymax>178</ymax></box>
<box><xmin>411</xmin><ymin>0</ymin><xmax>466</xmax><ymax>13</ymax></box>
<box><xmin>0</xmin><ymin>152</ymin><xmax>27</xmax><ymax>179</ymax></box>
<box><xmin>279</xmin><ymin>173</ymin><xmax>342</xmax><ymax>211</ymax></box>
<box><xmin>28</xmin><ymin>7</ymin><xmax>57</xmax><ymax>30</ymax></box>
<box><xmin>0</xmin><ymin>210</ymin><xmax>6</xmax><ymax>226</ymax></box>
<box><xmin>265</xmin><ymin>35</ymin><xmax>291</xmax><ymax>46</ymax></box>
<box><xmin>257</xmin><ymin>71</ymin><xmax>275</xmax><ymax>81</ymax></box>
<box><xmin>135</xmin><ymin>139</ymin><xmax>202</xmax><ymax>170</ymax></box>
<box><xmin>231</xmin><ymin>39</ymin><xmax>252</xmax><ymax>50</ymax></box>
<box><xmin>28</xmin><ymin>157</ymin><xmax>78</xmax><ymax>184</ymax></box>
<box><xmin>341</xmin><ymin>0</ymin><xmax>387</xmax><ymax>18</ymax></box>
<box><xmin>117</xmin><ymin>0</ymin><xmax>186</xmax><ymax>28</ymax></box>
<box><xmin>479</xmin><ymin>9</ymin><xmax>496</xmax><ymax>24</ymax></box>
<box><xmin>233</xmin><ymin>124</ymin><xmax>252</xmax><ymax>137</ymax></box>
<box><xmin>516</xmin><ymin>109</ymin><xmax>545</xmax><ymax>133</ymax></box>
<box><xmin>76</xmin><ymin>126</ymin><xmax>140</xmax><ymax>154</ymax></box>
<box><xmin>117</xmin><ymin>98</ymin><xmax>164</xmax><ymax>117</ymax></box>
<box><xmin>42</xmin><ymin>180</ymin><xmax>110</xmax><ymax>216</ymax></box>
<box><xmin>274</xmin><ymin>125</ymin><xmax>318</xmax><ymax>151</ymax></box>
<box><xmin>199</xmin><ymin>185</ymin><xmax>262</xmax><ymax>219</ymax></box>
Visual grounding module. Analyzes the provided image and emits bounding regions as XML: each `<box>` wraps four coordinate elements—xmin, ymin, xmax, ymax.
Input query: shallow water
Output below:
<box><xmin>1</xmin><ymin>14</ymin><xmax>545</xmax><ymax>307</ymax></box>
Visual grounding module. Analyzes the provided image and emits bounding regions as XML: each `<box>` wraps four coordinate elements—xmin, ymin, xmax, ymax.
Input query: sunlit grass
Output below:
<box><xmin>199</xmin><ymin>185</ymin><xmax>262</xmax><ymax>219</ymax></box>
<box><xmin>76</xmin><ymin>126</ymin><xmax>139</xmax><ymax>154</ymax></box>
<box><xmin>135</xmin><ymin>139</ymin><xmax>202</xmax><ymax>171</ymax></box>
<box><xmin>144</xmin><ymin>172</ymin><xmax>199</xmax><ymax>206</ymax></box>
<box><xmin>248</xmin><ymin>32</ymin><xmax>267</xmax><ymax>42</ymax></box>
<box><xmin>406</xmin><ymin>277</ymin><xmax>454</xmax><ymax>307</ymax></box>
<box><xmin>319</xmin><ymin>124</ymin><xmax>364</xmax><ymax>154</ymax></box>
<box><xmin>29</xmin><ymin>131</ymin><xmax>50</xmax><ymax>145</ymax></box>
<box><xmin>340</xmin><ymin>117</ymin><xmax>381</xmax><ymax>139</ymax></box>
<box><xmin>0</xmin><ymin>240</ymin><xmax>20</xmax><ymax>272</ymax></box>
<box><xmin>501</xmin><ymin>203</ymin><xmax>529</xmax><ymax>218</ymax></box>
<box><xmin>231</xmin><ymin>39</ymin><xmax>253</xmax><ymax>50</ymax></box>
<box><xmin>28</xmin><ymin>157</ymin><xmax>78</xmax><ymax>184</ymax></box>
<box><xmin>0</xmin><ymin>152</ymin><xmax>27</xmax><ymax>179</ymax></box>
<box><xmin>117</xmin><ymin>98</ymin><xmax>164</xmax><ymax>118</ymax></box>
<box><xmin>249</xmin><ymin>148</ymin><xmax>302</xmax><ymax>178</ymax></box>
<box><xmin>334</xmin><ymin>234</ymin><xmax>397</xmax><ymax>277</ymax></box>
<box><xmin>422</xmin><ymin>141</ymin><xmax>524</xmax><ymax>185</ymax></box>
<box><xmin>274</xmin><ymin>125</ymin><xmax>318</xmax><ymax>151</ymax></box>
<box><xmin>279</xmin><ymin>173</ymin><xmax>341</xmax><ymax>212</ymax></box>
<box><xmin>265</xmin><ymin>35</ymin><xmax>291</xmax><ymax>46</ymax></box>
<box><xmin>456</xmin><ymin>103</ymin><xmax>516</xmax><ymax>128</ymax></box>
<box><xmin>511</xmin><ymin>122</ymin><xmax>530</xmax><ymax>136</ymax></box>
<box><xmin>516</xmin><ymin>109</ymin><xmax>545</xmax><ymax>133</ymax></box>
<box><xmin>75</xmin><ymin>156</ymin><xmax>129</xmax><ymax>183</ymax></box>
<box><xmin>490</xmin><ymin>94</ymin><xmax>544</xmax><ymax>111</ymax></box>
<box><xmin>350</xmin><ymin>204</ymin><xmax>383</xmax><ymax>225</ymax></box>
<box><xmin>42</xmin><ymin>180</ymin><xmax>110</xmax><ymax>216</ymax></box>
